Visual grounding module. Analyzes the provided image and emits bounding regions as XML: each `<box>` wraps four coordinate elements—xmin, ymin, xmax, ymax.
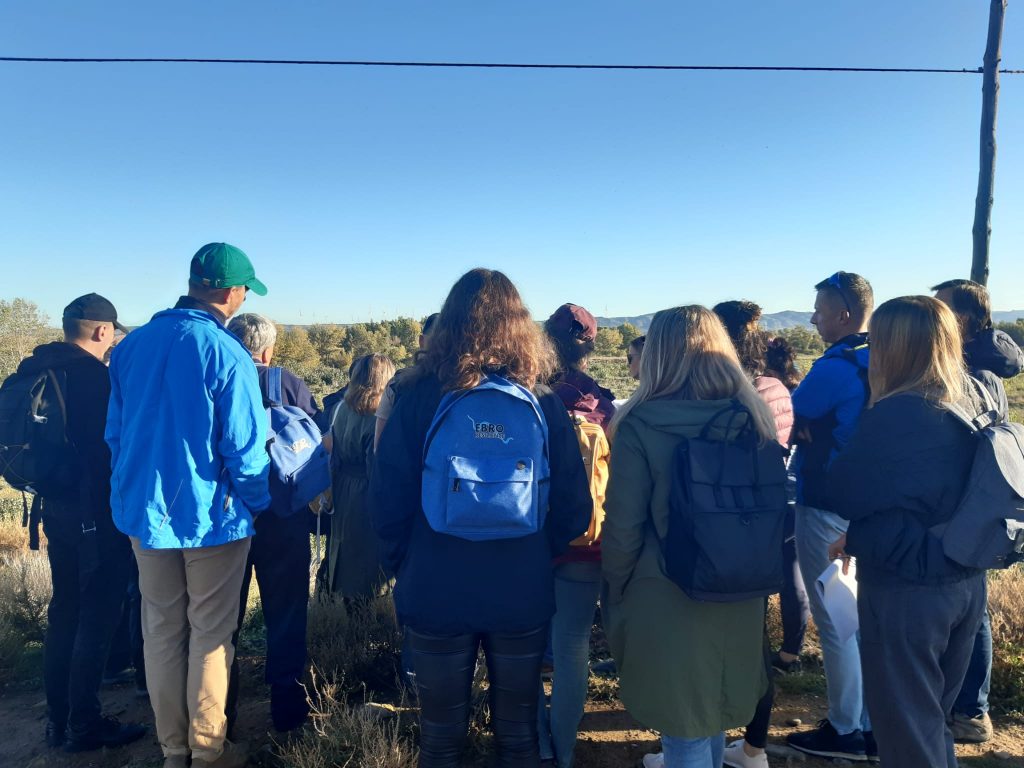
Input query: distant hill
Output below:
<box><xmin>598</xmin><ymin>310</ymin><xmax>1024</xmax><ymax>332</ymax></box>
<box><xmin>596</xmin><ymin>311</ymin><xmax>813</xmax><ymax>332</ymax></box>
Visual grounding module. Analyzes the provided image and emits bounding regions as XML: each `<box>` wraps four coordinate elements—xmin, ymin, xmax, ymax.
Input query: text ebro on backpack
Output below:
<box><xmin>665</xmin><ymin>401</ymin><xmax>788</xmax><ymax>602</ymax></box>
<box><xmin>422</xmin><ymin>375</ymin><xmax>550</xmax><ymax>541</ymax></box>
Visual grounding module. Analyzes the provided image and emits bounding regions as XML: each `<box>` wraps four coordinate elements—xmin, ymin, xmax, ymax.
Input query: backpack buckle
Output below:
<box><xmin>81</xmin><ymin>521</ymin><xmax>97</xmax><ymax>534</ymax></box>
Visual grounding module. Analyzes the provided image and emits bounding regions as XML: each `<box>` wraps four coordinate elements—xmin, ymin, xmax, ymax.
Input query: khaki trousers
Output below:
<box><xmin>132</xmin><ymin>537</ymin><xmax>251</xmax><ymax>761</ymax></box>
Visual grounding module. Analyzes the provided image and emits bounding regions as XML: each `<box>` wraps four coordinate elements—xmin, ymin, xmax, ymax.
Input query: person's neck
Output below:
<box><xmin>66</xmin><ymin>338</ymin><xmax>103</xmax><ymax>360</ymax></box>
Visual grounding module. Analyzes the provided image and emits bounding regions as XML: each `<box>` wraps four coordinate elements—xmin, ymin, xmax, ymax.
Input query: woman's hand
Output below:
<box><xmin>828</xmin><ymin>534</ymin><xmax>852</xmax><ymax>575</ymax></box>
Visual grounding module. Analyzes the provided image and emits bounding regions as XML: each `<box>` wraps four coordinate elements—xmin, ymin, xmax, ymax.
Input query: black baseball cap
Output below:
<box><xmin>63</xmin><ymin>293</ymin><xmax>128</xmax><ymax>333</ymax></box>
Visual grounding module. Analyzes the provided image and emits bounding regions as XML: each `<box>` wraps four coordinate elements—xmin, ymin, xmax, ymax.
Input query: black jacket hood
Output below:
<box><xmin>965</xmin><ymin>329</ymin><xmax>1024</xmax><ymax>380</ymax></box>
<box><xmin>16</xmin><ymin>342</ymin><xmax>102</xmax><ymax>376</ymax></box>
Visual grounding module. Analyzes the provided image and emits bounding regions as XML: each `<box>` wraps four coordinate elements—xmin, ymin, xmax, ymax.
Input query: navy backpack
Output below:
<box><xmin>265</xmin><ymin>367</ymin><xmax>331</xmax><ymax>516</ymax></box>
<box><xmin>664</xmin><ymin>401</ymin><xmax>788</xmax><ymax>602</ymax></box>
<box><xmin>421</xmin><ymin>374</ymin><xmax>550</xmax><ymax>541</ymax></box>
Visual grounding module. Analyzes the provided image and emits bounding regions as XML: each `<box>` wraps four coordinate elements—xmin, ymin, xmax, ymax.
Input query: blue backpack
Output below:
<box><xmin>422</xmin><ymin>375</ymin><xmax>550</xmax><ymax>541</ymax></box>
<box><xmin>265</xmin><ymin>367</ymin><xmax>331</xmax><ymax>517</ymax></box>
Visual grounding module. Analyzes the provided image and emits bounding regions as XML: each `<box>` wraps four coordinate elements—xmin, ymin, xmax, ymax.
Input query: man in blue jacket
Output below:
<box><xmin>106</xmin><ymin>243</ymin><xmax>271</xmax><ymax>768</ymax></box>
<box><xmin>787</xmin><ymin>271</ymin><xmax>875</xmax><ymax>762</ymax></box>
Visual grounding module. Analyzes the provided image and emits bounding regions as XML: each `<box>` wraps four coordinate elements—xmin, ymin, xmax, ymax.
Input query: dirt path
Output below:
<box><xmin>2</xmin><ymin>656</ymin><xmax>1022</xmax><ymax>767</ymax></box>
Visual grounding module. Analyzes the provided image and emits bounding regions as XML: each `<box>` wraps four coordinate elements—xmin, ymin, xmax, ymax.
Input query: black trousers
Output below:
<box><xmin>226</xmin><ymin>510</ymin><xmax>311</xmax><ymax>733</ymax></box>
<box><xmin>860</xmin><ymin>574</ymin><xmax>986</xmax><ymax>768</ymax></box>
<box><xmin>743</xmin><ymin>623</ymin><xmax>775</xmax><ymax>749</ymax></box>
<box><xmin>103</xmin><ymin>554</ymin><xmax>146</xmax><ymax>690</ymax></box>
<box><xmin>408</xmin><ymin>624</ymin><xmax>547</xmax><ymax>768</ymax></box>
<box><xmin>42</xmin><ymin>506</ymin><xmax>131</xmax><ymax>736</ymax></box>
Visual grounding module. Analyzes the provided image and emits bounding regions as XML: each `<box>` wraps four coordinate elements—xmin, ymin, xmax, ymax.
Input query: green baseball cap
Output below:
<box><xmin>189</xmin><ymin>242</ymin><xmax>268</xmax><ymax>296</ymax></box>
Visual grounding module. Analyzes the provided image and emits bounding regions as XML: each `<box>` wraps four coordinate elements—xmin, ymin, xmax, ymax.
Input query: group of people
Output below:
<box><xmin>7</xmin><ymin>241</ymin><xmax>1023</xmax><ymax>768</ymax></box>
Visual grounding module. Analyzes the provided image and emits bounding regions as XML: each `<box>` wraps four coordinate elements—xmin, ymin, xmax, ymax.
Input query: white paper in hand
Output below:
<box><xmin>815</xmin><ymin>559</ymin><xmax>859</xmax><ymax>643</ymax></box>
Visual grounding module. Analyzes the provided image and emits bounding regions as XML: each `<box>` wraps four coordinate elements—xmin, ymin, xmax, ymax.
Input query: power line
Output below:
<box><xmin>0</xmin><ymin>56</ymin><xmax>1022</xmax><ymax>74</ymax></box>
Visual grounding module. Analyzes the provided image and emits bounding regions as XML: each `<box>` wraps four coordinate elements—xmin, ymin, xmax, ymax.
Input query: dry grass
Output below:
<box><xmin>987</xmin><ymin>565</ymin><xmax>1024</xmax><ymax>711</ymax></box>
<box><xmin>0</xmin><ymin>548</ymin><xmax>50</xmax><ymax>682</ymax></box>
<box><xmin>275</xmin><ymin>670</ymin><xmax>419</xmax><ymax>768</ymax></box>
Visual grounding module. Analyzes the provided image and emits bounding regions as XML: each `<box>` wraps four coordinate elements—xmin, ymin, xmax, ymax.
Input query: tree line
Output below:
<box><xmin>2</xmin><ymin>297</ymin><xmax>1021</xmax><ymax>400</ymax></box>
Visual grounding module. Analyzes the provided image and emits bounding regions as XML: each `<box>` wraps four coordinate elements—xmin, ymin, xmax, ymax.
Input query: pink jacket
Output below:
<box><xmin>755</xmin><ymin>375</ymin><xmax>794</xmax><ymax>447</ymax></box>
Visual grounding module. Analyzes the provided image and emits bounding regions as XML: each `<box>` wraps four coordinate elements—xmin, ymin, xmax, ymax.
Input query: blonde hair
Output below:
<box><xmin>609</xmin><ymin>305</ymin><xmax>777</xmax><ymax>443</ymax></box>
<box><xmin>868</xmin><ymin>296</ymin><xmax>967</xmax><ymax>406</ymax></box>
<box><xmin>344</xmin><ymin>354</ymin><xmax>397</xmax><ymax>415</ymax></box>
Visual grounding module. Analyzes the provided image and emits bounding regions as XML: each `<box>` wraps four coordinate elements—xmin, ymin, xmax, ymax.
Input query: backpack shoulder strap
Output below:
<box><xmin>267</xmin><ymin>367</ymin><xmax>283</xmax><ymax>407</ymax></box>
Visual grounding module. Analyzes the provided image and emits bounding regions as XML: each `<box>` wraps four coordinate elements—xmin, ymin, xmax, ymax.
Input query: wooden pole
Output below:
<box><xmin>971</xmin><ymin>0</ymin><xmax>1007</xmax><ymax>286</ymax></box>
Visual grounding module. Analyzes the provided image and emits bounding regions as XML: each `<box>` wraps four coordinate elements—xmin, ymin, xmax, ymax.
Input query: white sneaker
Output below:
<box><xmin>641</xmin><ymin>753</ymin><xmax>664</xmax><ymax>768</ymax></box>
<box><xmin>723</xmin><ymin>739</ymin><xmax>769</xmax><ymax>768</ymax></box>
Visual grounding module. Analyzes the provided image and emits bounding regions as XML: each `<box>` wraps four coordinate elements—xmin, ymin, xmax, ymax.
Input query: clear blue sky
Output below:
<box><xmin>1</xmin><ymin>1</ymin><xmax>1022</xmax><ymax>326</ymax></box>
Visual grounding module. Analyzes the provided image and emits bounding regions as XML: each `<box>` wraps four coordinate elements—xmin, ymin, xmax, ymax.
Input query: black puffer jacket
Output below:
<box><xmin>827</xmin><ymin>386</ymin><xmax>993</xmax><ymax>586</ymax></box>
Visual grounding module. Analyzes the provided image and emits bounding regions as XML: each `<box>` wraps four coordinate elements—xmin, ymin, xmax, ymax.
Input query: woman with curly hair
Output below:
<box><xmin>370</xmin><ymin>269</ymin><xmax>592</xmax><ymax>768</ymax></box>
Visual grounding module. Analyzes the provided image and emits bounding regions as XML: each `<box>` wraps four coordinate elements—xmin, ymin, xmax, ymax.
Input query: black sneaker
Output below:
<box><xmin>770</xmin><ymin>651</ymin><xmax>802</xmax><ymax>676</ymax></box>
<box><xmin>45</xmin><ymin>720</ymin><xmax>65</xmax><ymax>748</ymax></box>
<box><xmin>864</xmin><ymin>730</ymin><xmax>880</xmax><ymax>763</ymax></box>
<box><xmin>64</xmin><ymin>716</ymin><xmax>147</xmax><ymax>752</ymax></box>
<box><xmin>787</xmin><ymin>719</ymin><xmax>867</xmax><ymax>762</ymax></box>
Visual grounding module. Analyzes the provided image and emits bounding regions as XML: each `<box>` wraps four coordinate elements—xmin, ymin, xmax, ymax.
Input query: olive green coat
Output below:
<box><xmin>602</xmin><ymin>398</ymin><xmax>767</xmax><ymax>737</ymax></box>
<box><xmin>327</xmin><ymin>402</ymin><xmax>388</xmax><ymax>598</ymax></box>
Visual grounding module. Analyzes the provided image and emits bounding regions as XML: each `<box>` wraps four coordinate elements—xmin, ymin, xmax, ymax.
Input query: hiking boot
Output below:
<box><xmin>193</xmin><ymin>740</ymin><xmax>249</xmax><ymax>768</ymax></box>
<box><xmin>723</xmin><ymin>739</ymin><xmax>769</xmax><ymax>768</ymax></box>
<box><xmin>787</xmin><ymin>719</ymin><xmax>867</xmax><ymax>761</ymax></box>
<box><xmin>45</xmin><ymin>720</ymin><xmax>65</xmax><ymax>748</ymax></box>
<box><xmin>950</xmin><ymin>712</ymin><xmax>993</xmax><ymax>743</ymax></box>
<box><xmin>164</xmin><ymin>755</ymin><xmax>190</xmax><ymax>768</ymax></box>
<box><xmin>770</xmin><ymin>651</ymin><xmax>802</xmax><ymax>675</ymax></box>
<box><xmin>864</xmin><ymin>730</ymin><xmax>880</xmax><ymax>762</ymax></box>
<box><xmin>64</xmin><ymin>716</ymin><xmax>147</xmax><ymax>752</ymax></box>
<box><xmin>640</xmin><ymin>753</ymin><xmax>664</xmax><ymax>768</ymax></box>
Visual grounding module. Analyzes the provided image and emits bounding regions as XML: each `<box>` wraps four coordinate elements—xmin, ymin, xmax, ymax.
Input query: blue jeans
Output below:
<box><xmin>795</xmin><ymin>506</ymin><xmax>870</xmax><ymax>735</ymax></box>
<box><xmin>953</xmin><ymin>609</ymin><xmax>992</xmax><ymax>718</ymax></box>
<box><xmin>537</xmin><ymin>561</ymin><xmax>602</xmax><ymax>767</ymax></box>
<box><xmin>661</xmin><ymin>732</ymin><xmax>725</xmax><ymax>767</ymax></box>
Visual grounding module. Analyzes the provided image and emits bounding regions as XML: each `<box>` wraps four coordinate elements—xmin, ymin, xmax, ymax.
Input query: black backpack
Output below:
<box><xmin>0</xmin><ymin>368</ymin><xmax>77</xmax><ymax>498</ymax></box>
<box><xmin>664</xmin><ymin>401</ymin><xmax>788</xmax><ymax>602</ymax></box>
<box><xmin>931</xmin><ymin>380</ymin><xmax>1024</xmax><ymax>570</ymax></box>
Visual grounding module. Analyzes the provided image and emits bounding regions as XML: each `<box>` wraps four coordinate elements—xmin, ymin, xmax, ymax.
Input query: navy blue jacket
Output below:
<box><xmin>828</xmin><ymin>391</ymin><xmax>988</xmax><ymax>586</ymax></box>
<box><xmin>369</xmin><ymin>372</ymin><xmax>592</xmax><ymax>634</ymax></box>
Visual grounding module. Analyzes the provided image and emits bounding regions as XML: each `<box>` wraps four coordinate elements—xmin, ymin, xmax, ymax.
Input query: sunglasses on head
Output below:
<box><xmin>826</xmin><ymin>272</ymin><xmax>853</xmax><ymax>315</ymax></box>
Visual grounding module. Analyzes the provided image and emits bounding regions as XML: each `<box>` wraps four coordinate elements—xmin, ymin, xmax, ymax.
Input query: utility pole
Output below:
<box><xmin>971</xmin><ymin>0</ymin><xmax>1008</xmax><ymax>286</ymax></box>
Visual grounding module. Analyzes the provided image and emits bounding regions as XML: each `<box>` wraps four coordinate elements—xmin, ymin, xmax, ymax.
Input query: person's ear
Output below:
<box><xmin>259</xmin><ymin>347</ymin><xmax>273</xmax><ymax>366</ymax></box>
<box><xmin>93</xmin><ymin>323</ymin><xmax>111</xmax><ymax>343</ymax></box>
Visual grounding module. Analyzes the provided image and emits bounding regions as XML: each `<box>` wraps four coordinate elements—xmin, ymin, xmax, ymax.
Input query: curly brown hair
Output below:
<box><xmin>423</xmin><ymin>269</ymin><xmax>554</xmax><ymax>392</ymax></box>
<box><xmin>712</xmin><ymin>300</ymin><xmax>768</xmax><ymax>378</ymax></box>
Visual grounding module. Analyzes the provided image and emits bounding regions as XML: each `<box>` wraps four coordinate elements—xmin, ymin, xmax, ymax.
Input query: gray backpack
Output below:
<box><xmin>933</xmin><ymin>381</ymin><xmax>1024</xmax><ymax>570</ymax></box>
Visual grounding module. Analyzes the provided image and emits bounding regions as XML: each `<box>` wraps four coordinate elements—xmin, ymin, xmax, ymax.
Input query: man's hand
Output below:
<box><xmin>828</xmin><ymin>534</ymin><xmax>852</xmax><ymax>575</ymax></box>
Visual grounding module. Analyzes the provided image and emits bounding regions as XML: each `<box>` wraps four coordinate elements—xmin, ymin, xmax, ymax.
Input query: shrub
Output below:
<box><xmin>0</xmin><ymin>550</ymin><xmax>50</xmax><ymax>644</ymax></box>
<box><xmin>307</xmin><ymin>594</ymin><xmax>403</xmax><ymax>697</ymax></box>
<box><xmin>276</xmin><ymin>670</ymin><xmax>418</xmax><ymax>768</ymax></box>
